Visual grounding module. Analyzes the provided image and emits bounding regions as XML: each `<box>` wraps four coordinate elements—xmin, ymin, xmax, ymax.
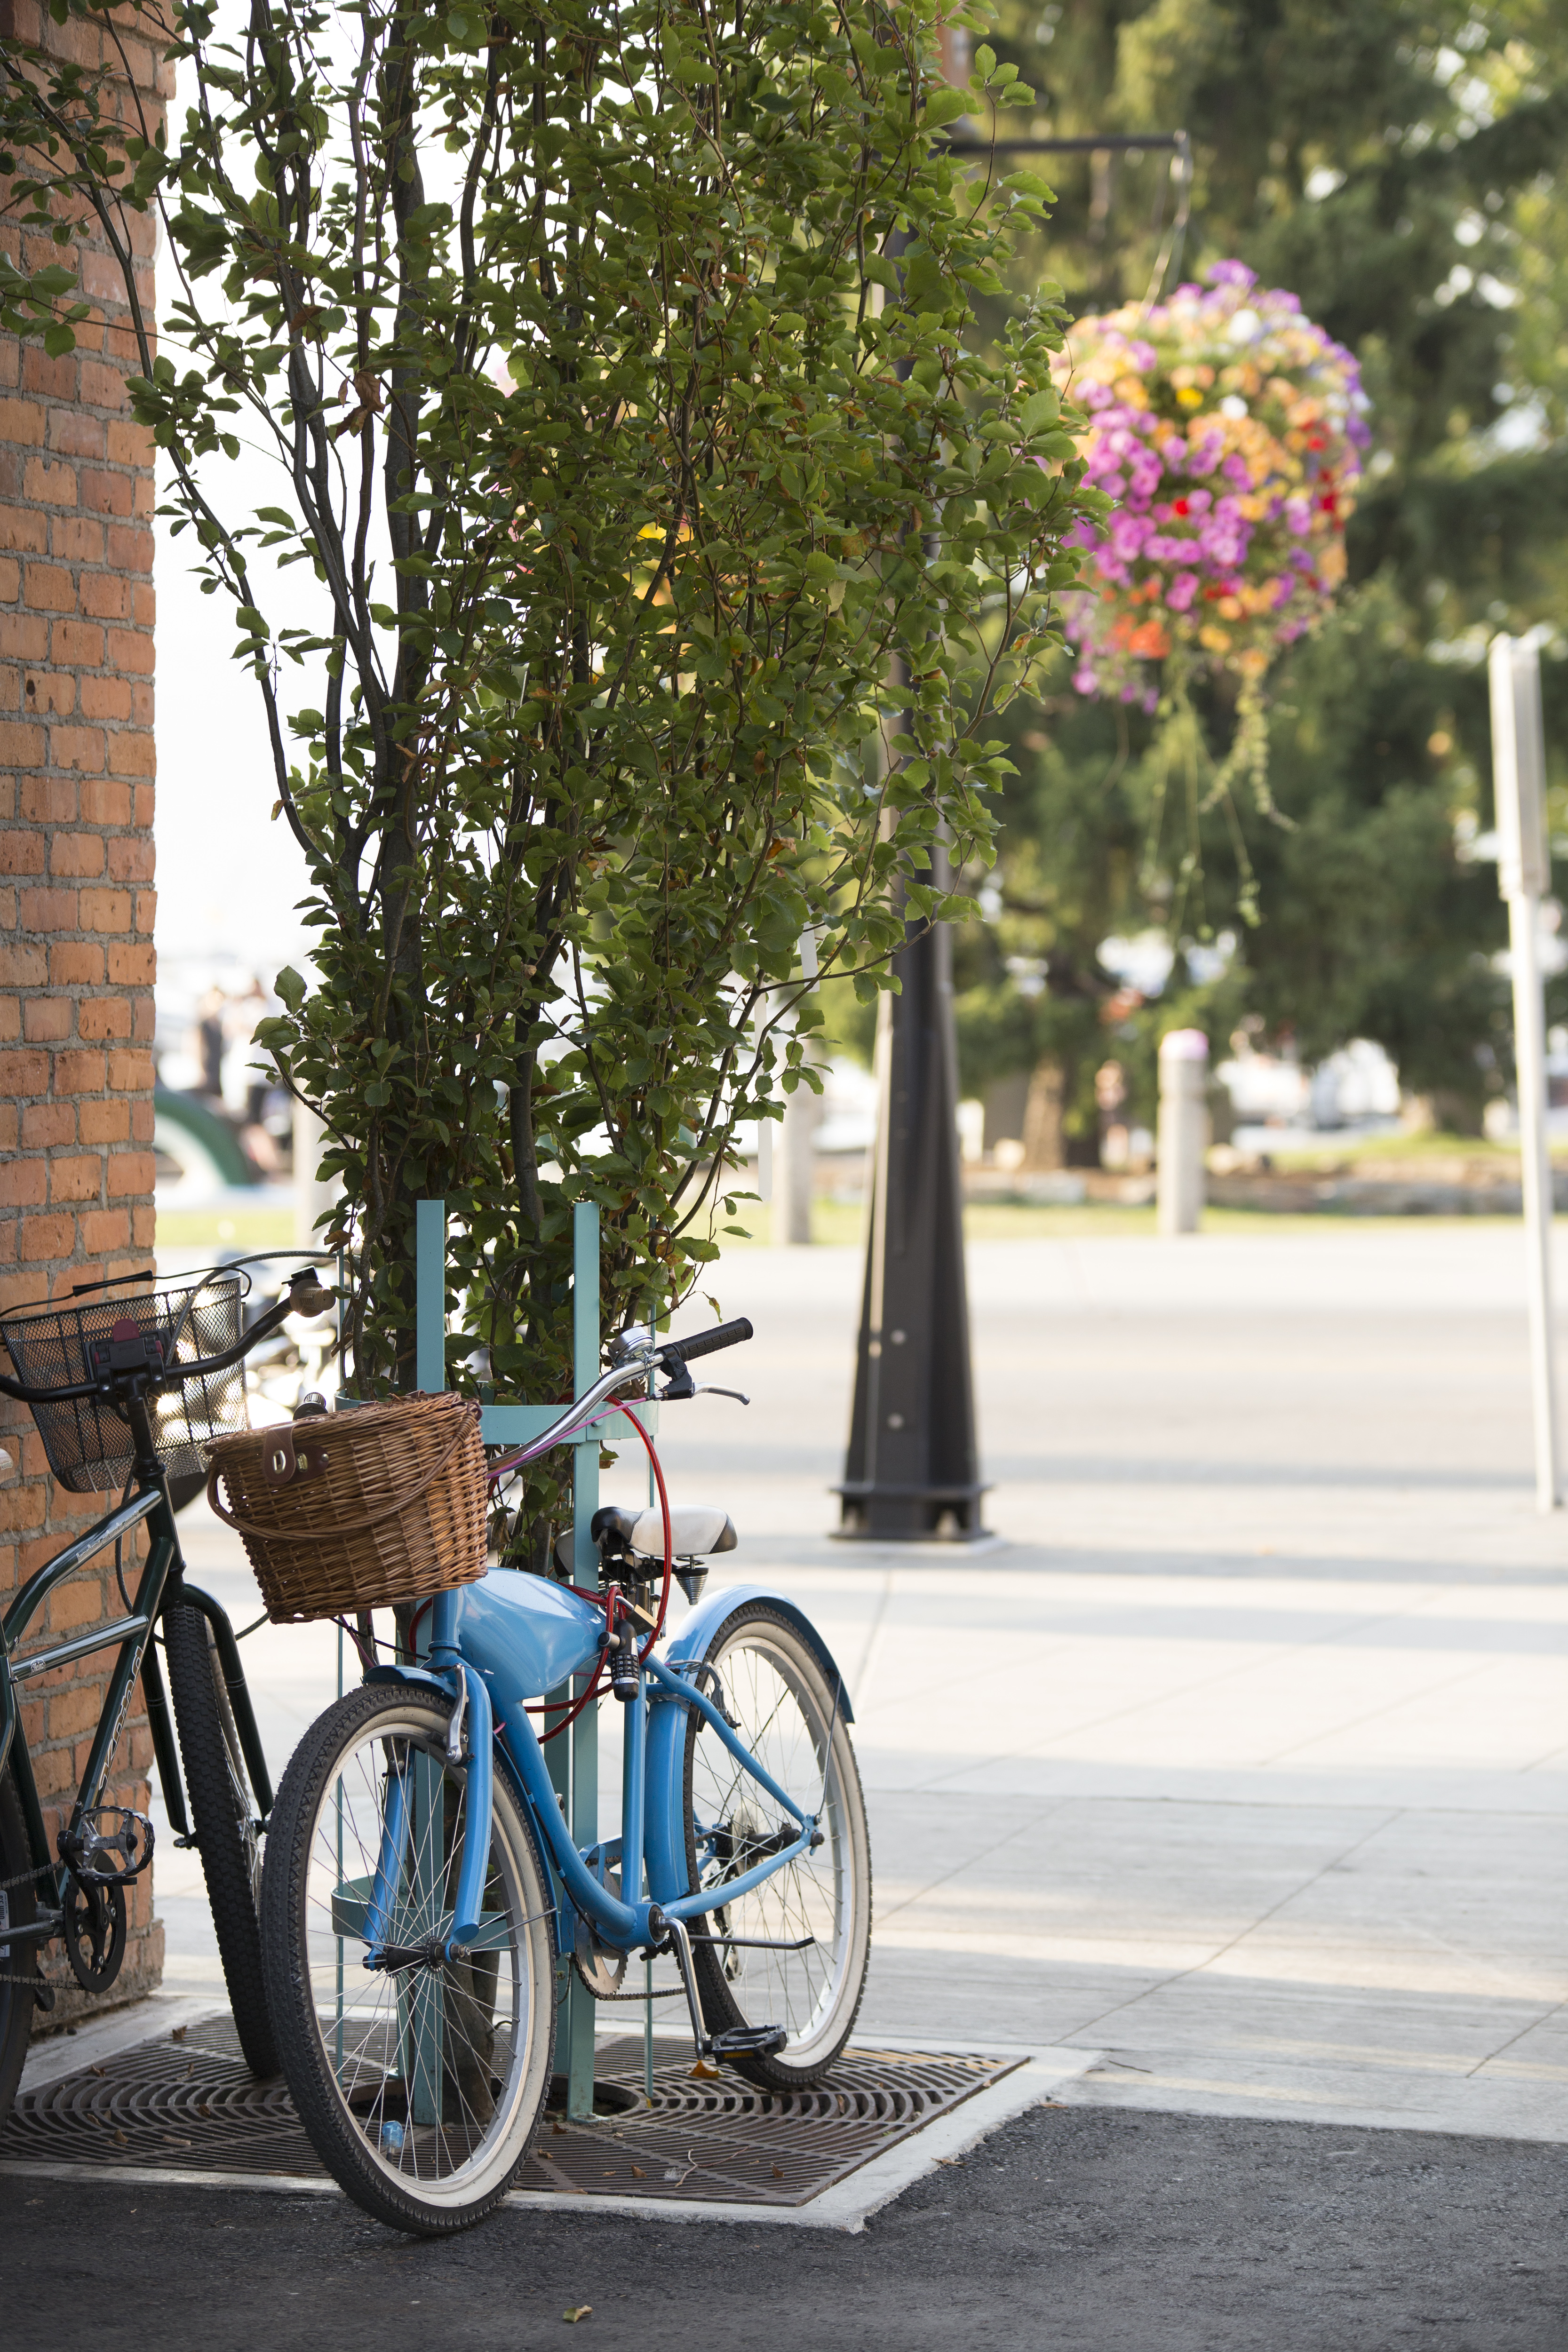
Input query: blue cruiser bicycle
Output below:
<box><xmin>257</xmin><ymin>1315</ymin><xmax>872</xmax><ymax>2234</ymax></box>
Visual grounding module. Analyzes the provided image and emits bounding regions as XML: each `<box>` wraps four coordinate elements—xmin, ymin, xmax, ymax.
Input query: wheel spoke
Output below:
<box><xmin>685</xmin><ymin>1617</ymin><xmax>868</xmax><ymax>2079</ymax></box>
<box><xmin>272</xmin><ymin>1695</ymin><xmax>550</xmax><ymax>2222</ymax></box>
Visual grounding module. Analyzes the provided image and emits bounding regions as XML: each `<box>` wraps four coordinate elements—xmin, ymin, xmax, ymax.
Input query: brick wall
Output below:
<box><xmin>0</xmin><ymin>0</ymin><xmax>170</xmax><ymax>2026</ymax></box>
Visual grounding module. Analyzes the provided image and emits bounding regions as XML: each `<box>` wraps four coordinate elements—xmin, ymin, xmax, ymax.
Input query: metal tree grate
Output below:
<box><xmin>3</xmin><ymin>2018</ymin><xmax>1021</xmax><ymax>2207</ymax></box>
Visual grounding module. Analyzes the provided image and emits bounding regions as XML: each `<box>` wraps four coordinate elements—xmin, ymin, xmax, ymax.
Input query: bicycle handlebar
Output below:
<box><xmin>659</xmin><ymin>1316</ymin><xmax>753</xmax><ymax>1365</ymax></box>
<box><xmin>0</xmin><ymin>1270</ymin><xmax>335</xmax><ymax>1409</ymax></box>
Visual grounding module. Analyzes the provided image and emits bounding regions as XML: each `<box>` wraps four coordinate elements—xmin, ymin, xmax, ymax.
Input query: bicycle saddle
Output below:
<box><xmin>554</xmin><ymin>1504</ymin><xmax>738</xmax><ymax>1580</ymax></box>
<box><xmin>610</xmin><ymin>1504</ymin><xmax>737</xmax><ymax>1561</ymax></box>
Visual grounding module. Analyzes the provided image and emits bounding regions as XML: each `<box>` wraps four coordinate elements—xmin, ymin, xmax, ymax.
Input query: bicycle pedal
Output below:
<box><xmin>708</xmin><ymin>2024</ymin><xmax>788</xmax><ymax>2059</ymax></box>
<box><xmin>59</xmin><ymin>1806</ymin><xmax>155</xmax><ymax>1883</ymax></box>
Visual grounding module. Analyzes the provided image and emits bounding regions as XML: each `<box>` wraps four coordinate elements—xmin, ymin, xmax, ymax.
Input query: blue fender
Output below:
<box><xmin>644</xmin><ymin>1582</ymin><xmax>854</xmax><ymax>1912</ymax></box>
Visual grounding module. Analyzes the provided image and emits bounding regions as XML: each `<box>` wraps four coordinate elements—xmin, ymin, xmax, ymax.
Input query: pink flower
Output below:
<box><xmin>1051</xmin><ymin>261</ymin><xmax>1366</xmax><ymax>697</ymax></box>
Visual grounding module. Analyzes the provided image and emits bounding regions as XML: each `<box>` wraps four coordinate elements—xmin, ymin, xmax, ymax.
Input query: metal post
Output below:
<box><xmin>1490</xmin><ymin>633</ymin><xmax>1560</xmax><ymax>1513</ymax></box>
<box><xmin>415</xmin><ymin>1199</ymin><xmax>446</xmax><ymax>1392</ymax></box>
<box><xmin>836</xmin><ymin>854</ymin><xmax>987</xmax><ymax>1540</ymax></box>
<box><xmin>414</xmin><ymin>1197</ymin><xmax>605</xmax><ymax>2108</ymax></box>
<box><xmin>1156</xmin><ymin>1029</ymin><xmax>1208</xmax><ymax>1236</ymax></box>
<box><xmin>408</xmin><ymin>1200</ymin><xmax>448</xmax><ymax>2119</ymax></box>
<box><xmin>561</xmin><ymin>1200</ymin><xmax>601</xmax><ymax>2116</ymax></box>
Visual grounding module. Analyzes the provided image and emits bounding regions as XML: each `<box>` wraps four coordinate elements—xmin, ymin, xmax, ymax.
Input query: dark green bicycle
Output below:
<box><xmin>0</xmin><ymin>1257</ymin><xmax>333</xmax><ymax>2115</ymax></box>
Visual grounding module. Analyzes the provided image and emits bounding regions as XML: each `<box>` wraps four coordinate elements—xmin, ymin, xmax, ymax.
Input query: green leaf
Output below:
<box><xmin>922</xmin><ymin>87</ymin><xmax>971</xmax><ymax>129</ymax></box>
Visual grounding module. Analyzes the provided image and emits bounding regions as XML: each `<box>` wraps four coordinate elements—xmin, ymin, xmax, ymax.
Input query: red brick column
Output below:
<box><xmin>0</xmin><ymin>0</ymin><xmax>170</xmax><ymax>2026</ymax></box>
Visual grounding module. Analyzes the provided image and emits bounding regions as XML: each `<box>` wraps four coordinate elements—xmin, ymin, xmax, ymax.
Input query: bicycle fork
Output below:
<box><xmin>362</xmin><ymin>1662</ymin><xmax>495</xmax><ymax>1971</ymax></box>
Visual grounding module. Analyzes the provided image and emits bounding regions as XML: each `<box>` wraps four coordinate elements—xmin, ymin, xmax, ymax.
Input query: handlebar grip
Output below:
<box><xmin>665</xmin><ymin>1316</ymin><xmax>753</xmax><ymax>1364</ymax></box>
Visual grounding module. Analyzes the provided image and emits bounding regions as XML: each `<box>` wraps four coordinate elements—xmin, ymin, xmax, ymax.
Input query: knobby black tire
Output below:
<box><xmin>0</xmin><ymin>1765</ymin><xmax>39</xmax><ymax>2123</ymax></box>
<box><xmin>683</xmin><ymin>1601</ymin><xmax>872</xmax><ymax>2092</ymax></box>
<box><xmin>163</xmin><ymin>1599</ymin><xmax>277</xmax><ymax>2077</ymax></box>
<box><xmin>261</xmin><ymin>1684</ymin><xmax>555</xmax><ymax>2236</ymax></box>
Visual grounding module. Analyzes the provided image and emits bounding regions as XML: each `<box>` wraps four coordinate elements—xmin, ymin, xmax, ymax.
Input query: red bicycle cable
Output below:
<box><xmin>613</xmin><ymin>1402</ymin><xmax>674</xmax><ymax>1657</ymax></box>
<box><xmin>476</xmin><ymin>1393</ymin><xmax>676</xmax><ymax>1740</ymax></box>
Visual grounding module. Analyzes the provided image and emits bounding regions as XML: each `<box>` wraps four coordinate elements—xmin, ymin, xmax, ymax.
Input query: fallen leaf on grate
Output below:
<box><xmin>771</xmin><ymin>2166</ymin><xmax>784</xmax><ymax>2179</ymax></box>
<box><xmin>113</xmin><ymin>2130</ymin><xmax>128</xmax><ymax>2145</ymax></box>
<box><xmin>563</xmin><ymin>2306</ymin><xmax>592</xmax><ymax>2324</ymax></box>
<box><xmin>89</xmin><ymin>2064</ymin><xmax>105</xmax><ymax>2078</ymax></box>
<box><xmin>688</xmin><ymin>2059</ymin><xmax>721</xmax><ymax>2080</ymax></box>
<box><xmin>630</xmin><ymin>2165</ymin><xmax>646</xmax><ymax>2178</ymax></box>
<box><xmin>171</xmin><ymin>2026</ymin><xmax>187</xmax><ymax>2042</ymax></box>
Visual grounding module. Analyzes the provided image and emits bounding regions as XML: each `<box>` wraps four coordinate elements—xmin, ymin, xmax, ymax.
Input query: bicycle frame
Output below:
<box><xmin>0</xmin><ymin>1466</ymin><xmax>271</xmax><ymax>1951</ymax></box>
<box><xmin>0</xmin><ymin>1258</ymin><xmax>327</xmax><ymax>1947</ymax></box>
<box><xmin>359</xmin><ymin>1577</ymin><xmax>847</xmax><ymax>1970</ymax></box>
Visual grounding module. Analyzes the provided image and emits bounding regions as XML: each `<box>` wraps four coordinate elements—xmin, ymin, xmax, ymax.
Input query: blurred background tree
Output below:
<box><xmin>941</xmin><ymin>0</ymin><xmax>1568</xmax><ymax>1157</ymax></box>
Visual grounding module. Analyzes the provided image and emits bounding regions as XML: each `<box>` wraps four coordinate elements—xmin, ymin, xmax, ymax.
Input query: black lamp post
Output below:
<box><xmin>835</xmin><ymin>840</ymin><xmax>987</xmax><ymax>1541</ymax></box>
<box><xmin>836</xmin><ymin>128</ymin><xmax>1189</xmax><ymax>1545</ymax></box>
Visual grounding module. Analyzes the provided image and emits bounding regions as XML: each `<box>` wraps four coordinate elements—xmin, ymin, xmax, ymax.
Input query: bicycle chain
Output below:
<box><xmin>0</xmin><ymin>1858</ymin><xmax>55</xmax><ymax>1895</ymax></box>
<box><xmin>0</xmin><ymin>1860</ymin><xmax>70</xmax><ymax>1990</ymax></box>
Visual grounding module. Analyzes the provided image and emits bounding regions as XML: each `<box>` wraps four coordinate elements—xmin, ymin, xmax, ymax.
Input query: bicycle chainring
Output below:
<box><xmin>572</xmin><ymin>1865</ymin><xmax>629</xmax><ymax>1999</ymax></box>
<box><xmin>63</xmin><ymin>1874</ymin><xmax>127</xmax><ymax>1994</ymax></box>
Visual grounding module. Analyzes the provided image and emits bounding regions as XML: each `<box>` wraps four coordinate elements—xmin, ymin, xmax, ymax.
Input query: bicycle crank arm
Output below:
<box><xmin>660</xmin><ymin>1916</ymin><xmax>790</xmax><ymax>2062</ymax></box>
<box><xmin>0</xmin><ymin>1908</ymin><xmax>64</xmax><ymax>1950</ymax></box>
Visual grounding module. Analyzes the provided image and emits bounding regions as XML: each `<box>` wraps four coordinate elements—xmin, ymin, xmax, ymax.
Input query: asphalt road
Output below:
<box><xmin>8</xmin><ymin>2104</ymin><xmax>1565</xmax><ymax>2351</ymax></box>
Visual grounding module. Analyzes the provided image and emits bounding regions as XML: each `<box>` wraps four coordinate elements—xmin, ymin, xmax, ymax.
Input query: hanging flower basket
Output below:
<box><xmin>1054</xmin><ymin>262</ymin><xmax>1370</xmax><ymax>708</ymax></box>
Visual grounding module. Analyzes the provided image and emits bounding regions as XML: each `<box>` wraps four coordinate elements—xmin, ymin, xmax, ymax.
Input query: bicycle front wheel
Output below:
<box><xmin>683</xmin><ymin>1601</ymin><xmax>871</xmax><ymax>2090</ymax></box>
<box><xmin>164</xmin><ymin>1598</ymin><xmax>276</xmax><ymax>2076</ymax></box>
<box><xmin>261</xmin><ymin>1685</ymin><xmax>555</xmax><ymax>2235</ymax></box>
<box><xmin>0</xmin><ymin>1764</ymin><xmax>40</xmax><ymax>2123</ymax></box>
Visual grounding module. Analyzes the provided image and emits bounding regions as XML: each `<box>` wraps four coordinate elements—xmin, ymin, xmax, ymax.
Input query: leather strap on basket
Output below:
<box><xmin>205</xmin><ymin>1400</ymin><xmax>480</xmax><ymax>1542</ymax></box>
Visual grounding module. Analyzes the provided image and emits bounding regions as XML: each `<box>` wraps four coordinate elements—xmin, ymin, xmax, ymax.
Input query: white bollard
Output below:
<box><xmin>772</xmin><ymin>1076</ymin><xmax>820</xmax><ymax>1245</ymax></box>
<box><xmin>293</xmin><ymin>1099</ymin><xmax>339</xmax><ymax>1252</ymax></box>
<box><xmin>1156</xmin><ymin>1028</ymin><xmax>1208</xmax><ymax>1236</ymax></box>
<box><xmin>1489</xmin><ymin>631</ymin><xmax>1559</xmax><ymax>1511</ymax></box>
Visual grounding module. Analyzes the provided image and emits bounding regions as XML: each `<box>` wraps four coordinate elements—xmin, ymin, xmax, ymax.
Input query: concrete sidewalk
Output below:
<box><xmin>134</xmin><ymin>1224</ymin><xmax>1568</xmax><ymax>2146</ymax></box>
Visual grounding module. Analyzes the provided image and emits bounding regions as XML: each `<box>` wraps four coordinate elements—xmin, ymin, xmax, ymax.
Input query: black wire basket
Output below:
<box><xmin>0</xmin><ymin>1271</ymin><xmax>248</xmax><ymax>1493</ymax></box>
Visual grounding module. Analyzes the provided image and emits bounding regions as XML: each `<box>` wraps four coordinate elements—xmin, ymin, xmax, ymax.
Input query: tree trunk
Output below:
<box><xmin>1020</xmin><ymin>1055</ymin><xmax>1069</xmax><ymax>1171</ymax></box>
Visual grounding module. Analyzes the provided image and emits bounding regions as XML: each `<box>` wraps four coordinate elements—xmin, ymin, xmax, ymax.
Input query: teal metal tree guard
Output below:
<box><xmin>413</xmin><ymin>1195</ymin><xmax>628</xmax><ymax>2122</ymax></box>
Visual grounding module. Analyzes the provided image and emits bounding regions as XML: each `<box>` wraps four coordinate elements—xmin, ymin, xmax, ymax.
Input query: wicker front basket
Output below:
<box><xmin>205</xmin><ymin>1393</ymin><xmax>488</xmax><ymax>1623</ymax></box>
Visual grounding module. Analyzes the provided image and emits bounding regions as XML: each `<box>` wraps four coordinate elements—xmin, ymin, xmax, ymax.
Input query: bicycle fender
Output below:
<box><xmin>363</xmin><ymin>1662</ymin><xmax>454</xmax><ymax>1701</ymax></box>
<box><xmin>662</xmin><ymin>1583</ymin><xmax>854</xmax><ymax>1722</ymax></box>
<box><xmin>643</xmin><ymin>1582</ymin><xmax>853</xmax><ymax>1913</ymax></box>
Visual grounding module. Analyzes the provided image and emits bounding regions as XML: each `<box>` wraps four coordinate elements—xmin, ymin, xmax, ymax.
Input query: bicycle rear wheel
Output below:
<box><xmin>163</xmin><ymin>1599</ymin><xmax>277</xmax><ymax>2076</ymax></box>
<box><xmin>683</xmin><ymin>1601</ymin><xmax>871</xmax><ymax>2090</ymax></box>
<box><xmin>0</xmin><ymin>1765</ymin><xmax>40</xmax><ymax>2123</ymax></box>
<box><xmin>261</xmin><ymin>1684</ymin><xmax>555</xmax><ymax>2235</ymax></box>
